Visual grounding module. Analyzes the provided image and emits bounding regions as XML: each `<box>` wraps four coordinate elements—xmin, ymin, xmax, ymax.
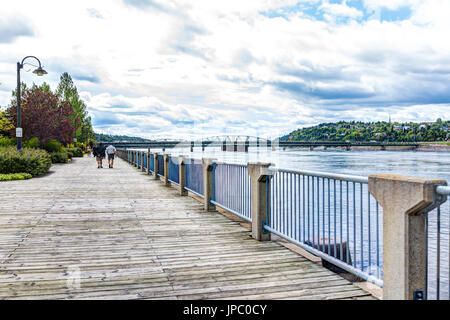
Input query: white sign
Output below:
<box><xmin>16</xmin><ymin>127</ymin><xmax>23</xmax><ymax>138</ymax></box>
<box><xmin>73</xmin><ymin>138</ymin><xmax>77</xmax><ymax>142</ymax></box>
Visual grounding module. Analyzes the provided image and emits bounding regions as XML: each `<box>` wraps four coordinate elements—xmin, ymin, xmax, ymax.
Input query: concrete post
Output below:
<box><xmin>202</xmin><ymin>158</ymin><xmax>216</xmax><ymax>211</ymax></box>
<box><xmin>368</xmin><ymin>174</ymin><xmax>447</xmax><ymax>300</ymax></box>
<box><xmin>163</xmin><ymin>154</ymin><xmax>170</xmax><ymax>186</ymax></box>
<box><xmin>153</xmin><ymin>153</ymin><xmax>159</xmax><ymax>180</ymax></box>
<box><xmin>247</xmin><ymin>163</ymin><xmax>273</xmax><ymax>241</ymax></box>
<box><xmin>179</xmin><ymin>156</ymin><xmax>187</xmax><ymax>196</ymax></box>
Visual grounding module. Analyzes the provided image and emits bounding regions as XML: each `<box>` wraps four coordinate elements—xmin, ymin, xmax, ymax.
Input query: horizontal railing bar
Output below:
<box><xmin>210</xmin><ymin>200</ymin><xmax>252</xmax><ymax>222</ymax></box>
<box><xmin>436</xmin><ymin>185</ymin><xmax>450</xmax><ymax>195</ymax></box>
<box><xmin>184</xmin><ymin>186</ymin><xmax>204</xmax><ymax>198</ymax></box>
<box><xmin>274</xmin><ymin>168</ymin><xmax>368</xmax><ymax>184</ymax></box>
<box><xmin>168</xmin><ymin>179</ymin><xmax>179</xmax><ymax>186</ymax></box>
<box><xmin>264</xmin><ymin>225</ymin><xmax>384</xmax><ymax>288</ymax></box>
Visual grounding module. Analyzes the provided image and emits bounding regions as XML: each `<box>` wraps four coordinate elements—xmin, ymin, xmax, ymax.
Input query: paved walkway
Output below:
<box><xmin>0</xmin><ymin>156</ymin><xmax>374</xmax><ymax>299</ymax></box>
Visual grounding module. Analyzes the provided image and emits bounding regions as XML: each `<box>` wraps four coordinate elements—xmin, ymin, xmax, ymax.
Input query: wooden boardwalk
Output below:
<box><xmin>0</xmin><ymin>156</ymin><xmax>375</xmax><ymax>300</ymax></box>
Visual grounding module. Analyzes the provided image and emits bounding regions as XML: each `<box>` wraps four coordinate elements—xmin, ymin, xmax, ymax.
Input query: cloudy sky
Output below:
<box><xmin>0</xmin><ymin>0</ymin><xmax>449</xmax><ymax>139</ymax></box>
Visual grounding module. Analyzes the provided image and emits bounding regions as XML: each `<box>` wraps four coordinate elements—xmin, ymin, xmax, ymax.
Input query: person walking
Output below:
<box><xmin>106</xmin><ymin>144</ymin><xmax>117</xmax><ymax>168</ymax></box>
<box><xmin>93</xmin><ymin>142</ymin><xmax>106</xmax><ymax>168</ymax></box>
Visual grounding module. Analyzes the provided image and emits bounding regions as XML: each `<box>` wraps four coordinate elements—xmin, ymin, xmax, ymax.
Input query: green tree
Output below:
<box><xmin>56</xmin><ymin>72</ymin><xmax>95</xmax><ymax>144</ymax></box>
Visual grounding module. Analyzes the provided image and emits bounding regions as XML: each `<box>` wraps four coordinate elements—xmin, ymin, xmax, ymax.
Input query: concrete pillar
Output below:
<box><xmin>146</xmin><ymin>148</ymin><xmax>150</xmax><ymax>174</ymax></box>
<box><xmin>153</xmin><ymin>153</ymin><xmax>159</xmax><ymax>180</ymax></box>
<box><xmin>163</xmin><ymin>154</ymin><xmax>170</xmax><ymax>186</ymax></box>
<box><xmin>179</xmin><ymin>155</ymin><xmax>187</xmax><ymax>196</ymax></box>
<box><xmin>368</xmin><ymin>174</ymin><xmax>447</xmax><ymax>300</ymax></box>
<box><xmin>247</xmin><ymin>162</ymin><xmax>274</xmax><ymax>241</ymax></box>
<box><xmin>202</xmin><ymin>158</ymin><xmax>216</xmax><ymax>211</ymax></box>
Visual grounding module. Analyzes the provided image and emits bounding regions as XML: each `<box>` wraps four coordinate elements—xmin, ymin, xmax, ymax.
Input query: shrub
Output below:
<box><xmin>23</xmin><ymin>137</ymin><xmax>40</xmax><ymax>149</ymax></box>
<box><xmin>0</xmin><ymin>173</ymin><xmax>32</xmax><ymax>181</ymax></box>
<box><xmin>0</xmin><ymin>137</ymin><xmax>15</xmax><ymax>147</ymax></box>
<box><xmin>66</xmin><ymin>151</ymin><xmax>73</xmax><ymax>159</ymax></box>
<box><xmin>43</xmin><ymin>139</ymin><xmax>64</xmax><ymax>153</ymax></box>
<box><xmin>66</xmin><ymin>147</ymin><xmax>83</xmax><ymax>157</ymax></box>
<box><xmin>50</xmin><ymin>152</ymin><xmax>68</xmax><ymax>163</ymax></box>
<box><xmin>0</xmin><ymin>147</ymin><xmax>51</xmax><ymax>177</ymax></box>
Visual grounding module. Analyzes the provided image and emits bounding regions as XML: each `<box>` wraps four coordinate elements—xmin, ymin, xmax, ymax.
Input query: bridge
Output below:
<box><xmin>101</xmin><ymin>136</ymin><xmax>420</xmax><ymax>152</ymax></box>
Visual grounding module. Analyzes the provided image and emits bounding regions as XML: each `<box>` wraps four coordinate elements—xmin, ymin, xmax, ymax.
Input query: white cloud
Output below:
<box><xmin>0</xmin><ymin>0</ymin><xmax>449</xmax><ymax>138</ymax></box>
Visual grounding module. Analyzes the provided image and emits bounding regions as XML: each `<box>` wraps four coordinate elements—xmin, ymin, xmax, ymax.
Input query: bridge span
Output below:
<box><xmin>102</xmin><ymin>136</ymin><xmax>419</xmax><ymax>152</ymax></box>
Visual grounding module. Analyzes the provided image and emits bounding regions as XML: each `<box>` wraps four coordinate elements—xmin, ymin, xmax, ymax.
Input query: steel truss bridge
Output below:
<box><xmin>103</xmin><ymin>135</ymin><xmax>419</xmax><ymax>151</ymax></box>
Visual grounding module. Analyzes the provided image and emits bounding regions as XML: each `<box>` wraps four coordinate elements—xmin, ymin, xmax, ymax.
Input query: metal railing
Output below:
<box><xmin>157</xmin><ymin>154</ymin><xmax>164</xmax><ymax>177</ymax></box>
<box><xmin>211</xmin><ymin>163</ymin><xmax>252</xmax><ymax>222</ymax></box>
<box><xmin>143</xmin><ymin>152</ymin><xmax>147</xmax><ymax>169</ymax></box>
<box><xmin>426</xmin><ymin>185</ymin><xmax>450</xmax><ymax>300</ymax></box>
<box><xmin>184</xmin><ymin>158</ymin><xmax>204</xmax><ymax>198</ymax></box>
<box><xmin>168</xmin><ymin>156</ymin><xmax>180</xmax><ymax>185</ymax></box>
<box><xmin>120</xmin><ymin>149</ymin><xmax>450</xmax><ymax>299</ymax></box>
<box><xmin>264</xmin><ymin>168</ymin><xmax>383</xmax><ymax>287</ymax></box>
<box><xmin>149</xmin><ymin>153</ymin><xmax>154</xmax><ymax>172</ymax></box>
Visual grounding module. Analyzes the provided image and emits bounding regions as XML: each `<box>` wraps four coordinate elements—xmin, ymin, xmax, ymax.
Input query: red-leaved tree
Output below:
<box><xmin>7</xmin><ymin>84</ymin><xmax>78</xmax><ymax>145</ymax></box>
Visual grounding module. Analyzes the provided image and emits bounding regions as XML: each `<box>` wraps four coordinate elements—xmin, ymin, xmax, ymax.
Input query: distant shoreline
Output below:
<box><xmin>282</xmin><ymin>143</ymin><xmax>450</xmax><ymax>152</ymax></box>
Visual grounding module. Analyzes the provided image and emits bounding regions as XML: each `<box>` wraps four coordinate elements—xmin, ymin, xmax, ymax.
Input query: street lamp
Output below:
<box><xmin>16</xmin><ymin>56</ymin><xmax>47</xmax><ymax>151</ymax></box>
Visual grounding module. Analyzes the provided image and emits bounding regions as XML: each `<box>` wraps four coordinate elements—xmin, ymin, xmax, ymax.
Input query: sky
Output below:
<box><xmin>0</xmin><ymin>0</ymin><xmax>449</xmax><ymax>139</ymax></box>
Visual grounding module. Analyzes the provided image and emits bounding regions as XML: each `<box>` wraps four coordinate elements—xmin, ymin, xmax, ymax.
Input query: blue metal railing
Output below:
<box><xmin>184</xmin><ymin>158</ymin><xmax>204</xmax><ymax>198</ymax></box>
<box><xmin>149</xmin><ymin>153</ymin><xmax>154</xmax><ymax>172</ymax></box>
<box><xmin>168</xmin><ymin>156</ymin><xmax>180</xmax><ymax>185</ymax></box>
<box><xmin>211</xmin><ymin>163</ymin><xmax>252</xmax><ymax>222</ymax></box>
<box><xmin>143</xmin><ymin>152</ymin><xmax>147</xmax><ymax>169</ymax></box>
<box><xmin>264</xmin><ymin>168</ymin><xmax>383</xmax><ymax>287</ymax></box>
<box><xmin>157</xmin><ymin>154</ymin><xmax>164</xmax><ymax>177</ymax></box>
<box><xmin>426</xmin><ymin>185</ymin><xmax>450</xmax><ymax>300</ymax></box>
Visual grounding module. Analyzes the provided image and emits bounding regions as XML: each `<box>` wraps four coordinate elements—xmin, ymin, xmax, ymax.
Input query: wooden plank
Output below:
<box><xmin>0</xmin><ymin>156</ymin><xmax>375</xmax><ymax>300</ymax></box>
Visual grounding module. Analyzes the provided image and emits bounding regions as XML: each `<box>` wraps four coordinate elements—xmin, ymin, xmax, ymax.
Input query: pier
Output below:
<box><xmin>0</xmin><ymin>156</ymin><xmax>374</xmax><ymax>300</ymax></box>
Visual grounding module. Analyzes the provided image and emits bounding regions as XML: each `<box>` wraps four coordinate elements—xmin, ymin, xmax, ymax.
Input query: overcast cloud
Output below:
<box><xmin>0</xmin><ymin>0</ymin><xmax>449</xmax><ymax>139</ymax></box>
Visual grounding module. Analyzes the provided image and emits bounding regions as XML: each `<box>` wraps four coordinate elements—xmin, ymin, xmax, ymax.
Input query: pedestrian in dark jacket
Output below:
<box><xmin>93</xmin><ymin>142</ymin><xmax>106</xmax><ymax>168</ymax></box>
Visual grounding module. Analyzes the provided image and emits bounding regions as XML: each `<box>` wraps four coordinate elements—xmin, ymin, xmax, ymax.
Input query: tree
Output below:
<box><xmin>7</xmin><ymin>84</ymin><xmax>77</xmax><ymax>145</ymax></box>
<box><xmin>56</xmin><ymin>72</ymin><xmax>93</xmax><ymax>143</ymax></box>
<box><xmin>0</xmin><ymin>110</ymin><xmax>13</xmax><ymax>136</ymax></box>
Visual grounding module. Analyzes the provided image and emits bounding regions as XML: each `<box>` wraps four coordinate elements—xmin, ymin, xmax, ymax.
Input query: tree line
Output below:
<box><xmin>282</xmin><ymin>120</ymin><xmax>450</xmax><ymax>142</ymax></box>
<box><xmin>0</xmin><ymin>72</ymin><xmax>95</xmax><ymax>147</ymax></box>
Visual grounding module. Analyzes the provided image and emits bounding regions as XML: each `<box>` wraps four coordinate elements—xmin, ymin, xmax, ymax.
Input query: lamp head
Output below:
<box><xmin>33</xmin><ymin>66</ymin><xmax>47</xmax><ymax>76</ymax></box>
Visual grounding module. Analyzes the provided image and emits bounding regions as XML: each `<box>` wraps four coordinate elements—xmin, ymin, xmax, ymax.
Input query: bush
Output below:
<box><xmin>66</xmin><ymin>147</ymin><xmax>83</xmax><ymax>157</ymax></box>
<box><xmin>0</xmin><ymin>173</ymin><xmax>32</xmax><ymax>181</ymax></box>
<box><xmin>43</xmin><ymin>140</ymin><xmax>64</xmax><ymax>153</ymax></box>
<box><xmin>50</xmin><ymin>152</ymin><xmax>68</xmax><ymax>163</ymax></box>
<box><xmin>0</xmin><ymin>137</ymin><xmax>15</xmax><ymax>147</ymax></box>
<box><xmin>23</xmin><ymin>137</ymin><xmax>40</xmax><ymax>149</ymax></box>
<box><xmin>66</xmin><ymin>151</ymin><xmax>73</xmax><ymax>159</ymax></box>
<box><xmin>0</xmin><ymin>147</ymin><xmax>51</xmax><ymax>177</ymax></box>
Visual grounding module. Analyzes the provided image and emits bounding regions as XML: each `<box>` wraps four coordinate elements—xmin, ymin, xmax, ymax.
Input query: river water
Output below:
<box><xmin>135</xmin><ymin>147</ymin><xmax>450</xmax><ymax>299</ymax></box>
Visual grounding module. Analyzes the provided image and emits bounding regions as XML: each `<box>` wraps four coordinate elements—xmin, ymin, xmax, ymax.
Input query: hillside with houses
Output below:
<box><xmin>282</xmin><ymin>119</ymin><xmax>450</xmax><ymax>142</ymax></box>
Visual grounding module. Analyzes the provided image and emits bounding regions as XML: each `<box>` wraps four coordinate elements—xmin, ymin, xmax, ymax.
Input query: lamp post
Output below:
<box><xmin>16</xmin><ymin>56</ymin><xmax>47</xmax><ymax>151</ymax></box>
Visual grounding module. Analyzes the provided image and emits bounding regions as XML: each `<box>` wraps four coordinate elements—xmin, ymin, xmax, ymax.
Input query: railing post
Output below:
<box><xmin>153</xmin><ymin>152</ymin><xmax>159</xmax><ymax>180</ymax></box>
<box><xmin>247</xmin><ymin>163</ymin><xmax>273</xmax><ymax>241</ymax></box>
<box><xmin>163</xmin><ymin>154</ymin><xmax>170</xmax><ymax>186</ymax></box>
<box><xmin>179</xmin><ymin>155</ymin><xmax>187</xmax><ymax>196</ymax></box>
<box><xmin>368</xmin><ymin>174</ymin><xmax>447</xmax><ymax>300</ymax></box>
<box><xmin>202</xmin><ymin>158</ymin><xmax>216</xmax><ymax>211</ymax></box>
<box><xmin>146</xmin><ymin>148</ymin><xmax>150</xmax><ymax>174</ymax></box>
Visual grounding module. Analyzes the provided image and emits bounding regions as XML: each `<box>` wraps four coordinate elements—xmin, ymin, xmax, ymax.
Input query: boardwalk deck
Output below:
<box><xmin>0</xmin><ymin>156</ymin><xmax>375</xmax><ymax>300</ymax></box>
